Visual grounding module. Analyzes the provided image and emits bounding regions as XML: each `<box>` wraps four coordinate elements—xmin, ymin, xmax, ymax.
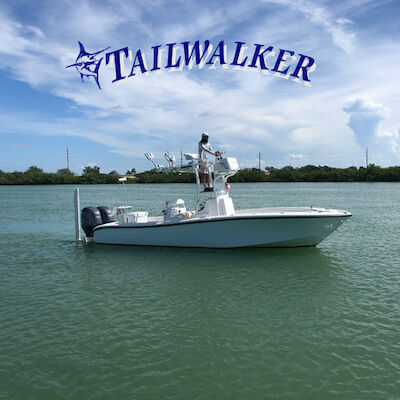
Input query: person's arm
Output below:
<box><xmin>206</xmin><ymin>144</ymin><xmax>221</xmax><ymax>157</ymax></box>
<box><xmin>200</xmin><ymin>143</ymin><xmax>216</xmax><ymax>156</ymax></box>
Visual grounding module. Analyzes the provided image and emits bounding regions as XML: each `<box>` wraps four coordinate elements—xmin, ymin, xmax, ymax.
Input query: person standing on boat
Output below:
<box><xmin>198</xmin><ymin>132</ymin><xmax>221</xmax><ymax>191</ymax></box>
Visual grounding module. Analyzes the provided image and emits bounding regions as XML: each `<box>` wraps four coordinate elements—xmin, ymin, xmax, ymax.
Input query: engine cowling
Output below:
<box><xmin>97</xmin><ymin>206</ymin><xmax>114</xmax><ymax>224</ymax></box>
<box><xmin>81</xmin><ymin>207</ymin><xmax>102</xmax><ymax>237</ymax></box>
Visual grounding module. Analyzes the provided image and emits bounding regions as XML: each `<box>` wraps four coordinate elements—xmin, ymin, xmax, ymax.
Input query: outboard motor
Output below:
<box><xmin>81</xmin><ymin>207</ymin><xmax>102</xmax><ymax>237</ymax></box>
<box><xmin>97</xmin><ymin>206</ymin><xmax>114</xmax><ymax>224</ymax></box>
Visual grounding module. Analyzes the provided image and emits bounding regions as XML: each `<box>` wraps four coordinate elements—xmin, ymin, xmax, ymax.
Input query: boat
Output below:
<box><xmin>79</xmin><ymin>153</ymin><xmax>351</xmax><ymax>248</ymax></box>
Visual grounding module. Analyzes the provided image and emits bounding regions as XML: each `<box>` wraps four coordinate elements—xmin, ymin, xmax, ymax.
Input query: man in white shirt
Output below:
<box><xmin>198</xmin><ymin>132</ymin><xmax>221</xmax><ymax>191</ymax></box>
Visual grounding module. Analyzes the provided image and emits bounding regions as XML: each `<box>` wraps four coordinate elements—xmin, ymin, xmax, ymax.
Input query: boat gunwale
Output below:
<box><xmin>93</xmin><ymin>210</ymin><xmax>352</xmax><ymax>231</ymax></box>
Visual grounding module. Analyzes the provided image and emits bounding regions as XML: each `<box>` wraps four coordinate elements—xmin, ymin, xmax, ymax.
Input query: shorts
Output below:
<box><xmin>199</xmin><ymin>163</ymin><xmax>209</xmax><ymax>174</ymax></box>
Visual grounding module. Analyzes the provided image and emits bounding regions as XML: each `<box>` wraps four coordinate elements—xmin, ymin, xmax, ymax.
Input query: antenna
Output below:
<box><xmin>66</xmin><ymin>146</ymin><xmax>70</xmax><ymax>170</ymax></box>
<box><xmin>366</xmin><ymin>148</ymin><xmax>368</xmax><ymax>168</ymax></box>
<box><xmin>144</xmin><ymin>152</ymin><xmax>157</xmax><ymax>169</ymax></box>
<box><xmin>164</xmin><ymin>152</ymin><xmax>176</xmax><ymax>168</ymax></box>
<box><xmin>180</xmin><ymin>149</ymin><xmax>183</xmax><ymax>167</ymax></box>
<box><xmin>144</xmin><ymin>152</ymin><xmax>163</xmax><ymax>171</ymax></box>
<box><xmin>118</xmin><ymin>177</ymin><xmax>128</xmax><ymax>204</ymax></box>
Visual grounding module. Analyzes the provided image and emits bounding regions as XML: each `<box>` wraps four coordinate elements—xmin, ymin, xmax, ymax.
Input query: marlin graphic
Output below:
<box><xmin>66</xmin><ymin>41</ymin><xmax>110</xmax><ymax>89</ymax></box>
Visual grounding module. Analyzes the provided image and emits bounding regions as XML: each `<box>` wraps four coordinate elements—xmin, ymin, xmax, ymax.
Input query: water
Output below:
<box><xmin>1</xmin><ymin>183</ymin><xmax>399</xmax><ymax>399</ymax></box>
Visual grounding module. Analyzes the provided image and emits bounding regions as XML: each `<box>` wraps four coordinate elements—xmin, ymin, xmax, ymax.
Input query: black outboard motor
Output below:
<box><xmin>97</xmin><ymin>206</ymin><xmax>114</xmax><ymax>224</ymax></box>
<box><xmin>81</xmin><ymin>207</ymin><xmax>102</xmax><ymax>237</ymax></box>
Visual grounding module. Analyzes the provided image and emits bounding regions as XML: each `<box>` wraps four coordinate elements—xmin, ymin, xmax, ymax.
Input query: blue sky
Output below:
<box><xmin>0</xmin><ymin>0</ymin><xmax>399</xmax><ymax>173</ymax></box>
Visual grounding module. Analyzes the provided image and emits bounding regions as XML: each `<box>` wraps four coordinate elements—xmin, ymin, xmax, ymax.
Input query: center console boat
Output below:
<box><xmin>80</xmin><ymin>153</ymin><xmax>351</xmax><ymax>248</ymax></box>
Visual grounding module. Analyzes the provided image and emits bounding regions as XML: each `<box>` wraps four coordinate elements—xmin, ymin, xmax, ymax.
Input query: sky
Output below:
<box><xmin>0</xmin><ymin>0</ymin><xmax>399</xmax><ymax>173</ymax></box>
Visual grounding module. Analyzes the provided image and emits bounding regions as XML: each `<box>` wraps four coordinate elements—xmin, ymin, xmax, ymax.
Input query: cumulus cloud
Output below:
<box><xmin>343</xmin><ymin>98</ymin><xmax>389</xmax><ymax>148</ymax></box>
<box><xmin>343</xmin><ymin>98</ymin><xmax>389</xmax><ymax>116</ymax></box>
<box><xmin>342</xmin><ymin>99</ymin><xmax>400</xmax><ymax>164</ymax></box>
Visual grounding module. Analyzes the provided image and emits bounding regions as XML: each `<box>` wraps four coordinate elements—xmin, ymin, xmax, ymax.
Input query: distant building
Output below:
<box><xmin>120</xmin><ymin>174</ymin><xmax>137</xmax><ymax>180</ymax></box>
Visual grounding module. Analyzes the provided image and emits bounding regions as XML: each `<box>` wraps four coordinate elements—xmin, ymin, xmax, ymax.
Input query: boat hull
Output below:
<box><xmin>92</xmin><ymin>214</ymin><xmax>350</xmax><ymax>248</ymax></box>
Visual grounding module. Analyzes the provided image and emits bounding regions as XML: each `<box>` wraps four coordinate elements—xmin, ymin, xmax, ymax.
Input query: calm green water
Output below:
<box><xmin>1</xmin><ymin>183</ymin><xmax>399</xmax><ymax>399</ymax></box>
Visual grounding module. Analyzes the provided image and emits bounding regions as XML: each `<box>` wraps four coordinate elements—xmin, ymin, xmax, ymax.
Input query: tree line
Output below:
<box><xmin>0</xmin><ymin>166</ymin><xmax>121</xmax><ymax>185</ymax></box>
<box><xmin>1</xmin><ymin>164</ymin><xmax>400</xmax><ymax>185</ymax></box>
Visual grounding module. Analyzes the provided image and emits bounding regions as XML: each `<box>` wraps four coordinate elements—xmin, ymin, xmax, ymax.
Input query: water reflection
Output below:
<box><xmin>79</xmin><ymin>242</ymin><xmax>337</xmax><ymax>270</ymax></box>
<box><xmin>75</xmin><ymin>243</ymin><xmax>341</xmax><ymax>300</ymax></box>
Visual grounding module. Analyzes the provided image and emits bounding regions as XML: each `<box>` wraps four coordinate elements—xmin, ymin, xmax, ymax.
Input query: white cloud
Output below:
<box><xmin>336</xmin><ymin>17</ymin><xmax>354</xmax><ymax>25</ymax></box>
<box><xmin>289</xmin><ymin>153</ymin><xmax>305</xmax><ymax>159</ymax></box>
<box><xmin>376</xmin><ymin>129</ymin><xmax>399</xmax><ymax>153</ymax></box>
<box><xmin>343</xmin><ymin>98</ymin><xmax>389</xmax><ymax>117</ymax></box>
<box><xmin>343</xmin><ymin>98</ymin><xmax>389</xmax><ymax>148</ymax></box>
<box><xmin>262</xmin><ymin>0</ymin><xmax>356</xmax><ymax>53</ymax></box>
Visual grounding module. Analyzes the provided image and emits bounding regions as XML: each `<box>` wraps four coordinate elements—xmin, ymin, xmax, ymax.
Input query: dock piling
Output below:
<box><xmin>74</xmin><ymin>188</ymin><xmax>82</xmax><ymax>241</ymax></box>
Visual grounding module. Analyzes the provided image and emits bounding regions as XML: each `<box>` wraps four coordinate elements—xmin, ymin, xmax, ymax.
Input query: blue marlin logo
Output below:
<box><xmin>66</xmin><ymin>41</ymin><xmax>110</xmax><ymax>89</ymax></box>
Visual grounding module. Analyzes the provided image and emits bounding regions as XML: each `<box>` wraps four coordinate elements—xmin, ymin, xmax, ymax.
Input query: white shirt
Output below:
<box><xmin>198</xmin><ymin>141</ymin><xmax>216</xmax><ymax>161</ymax></box>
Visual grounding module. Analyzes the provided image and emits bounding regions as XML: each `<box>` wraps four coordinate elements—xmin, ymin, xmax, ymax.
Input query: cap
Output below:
<box><xmin>202</xmin><ymin>132</ymin><xmax>209</xmax><ymax>139</ymax></box>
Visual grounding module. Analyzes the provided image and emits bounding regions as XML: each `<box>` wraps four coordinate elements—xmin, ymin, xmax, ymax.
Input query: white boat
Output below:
<box><xmin>80</xmin><ymin>154</ymin><xmax>351</xmax><ymax>248</ymax></box>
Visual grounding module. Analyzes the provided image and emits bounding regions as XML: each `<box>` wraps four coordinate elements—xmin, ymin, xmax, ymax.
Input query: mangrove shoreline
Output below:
<box><xmin>2</xmin><ymin>164</ymin><xmax>400</xmax><ymax>184</ymax></box>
